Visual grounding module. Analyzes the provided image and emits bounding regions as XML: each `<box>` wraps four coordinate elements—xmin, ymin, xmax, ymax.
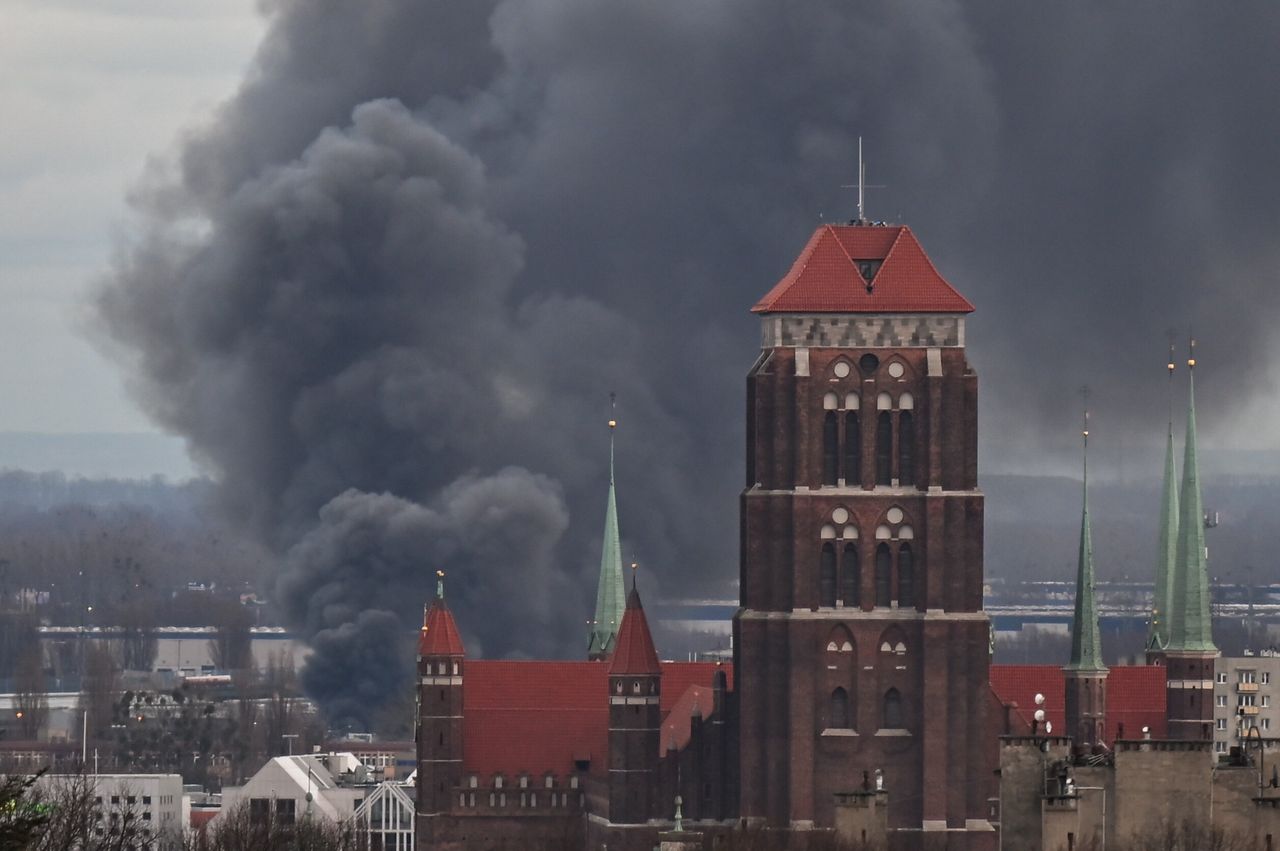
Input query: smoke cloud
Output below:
<box><xmin>96</xmin><ymin>0</ymin><xmax>1280</xmax><ymax>724</ymax></box>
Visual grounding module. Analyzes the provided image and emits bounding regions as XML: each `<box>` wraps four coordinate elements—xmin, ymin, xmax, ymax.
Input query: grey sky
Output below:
<box><xmin>0</xmin><ymin>0</ymin><xmax>262</xmax><ymax>464</ymax></box>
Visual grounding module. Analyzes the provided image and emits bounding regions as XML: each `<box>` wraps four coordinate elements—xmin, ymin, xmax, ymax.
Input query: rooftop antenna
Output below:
<box><xmin>840</xmin><ymin>137</ymin><xmax>886</xmax><ymax>224</ymax></box>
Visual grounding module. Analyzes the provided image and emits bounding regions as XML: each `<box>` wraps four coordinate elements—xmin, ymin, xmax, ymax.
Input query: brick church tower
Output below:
<box><xmin>734</xmin><ymin>222</ymin><xmax>993</xmax><ymax>844</ymax></box>
<box><xmin>416</xmin><ymin>573</ymin><xmax>465</xmax><ymax>819</ymax></box>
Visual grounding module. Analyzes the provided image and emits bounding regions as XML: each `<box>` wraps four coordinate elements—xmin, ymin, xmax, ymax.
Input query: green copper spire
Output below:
<box><xmin>1148</xmin><ymin>351</ymin><xmax>1179</xmax><ymax>651</ymax></box>
<box><xmin>588</xmin><ymin>403</ymin><xmax>627</xmax><ymax>659</ymax></box>
<box><xmin>1167</xmin><ymin>346</ymin><xmax>1217</xmax><ymax>652</ymax></box>
<box><xmin>1068</xmin><ymin>402</ymin><xmax>1106</xmax><ymax>672</ymax></box>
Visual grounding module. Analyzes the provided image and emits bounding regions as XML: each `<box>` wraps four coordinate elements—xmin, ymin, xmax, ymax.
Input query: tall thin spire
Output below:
<box><xmin>588</xmin><ymin>394</ymin><xmax>628</xmax><ymax>660</ymax></box>
<box><xmin>1068</xmin><ymin>393</ymin><xmax>1106</xmax><ymax>672</ymax></box>
<box><xmin>1167</xmin><ymin>340</ymin><xmax>1217</xmax><ymax>652</ymax></box>
<box><xmin>1148</xmin><ymin>347</ymin><xmax>1180</xmax><ymax>651</ymax></box>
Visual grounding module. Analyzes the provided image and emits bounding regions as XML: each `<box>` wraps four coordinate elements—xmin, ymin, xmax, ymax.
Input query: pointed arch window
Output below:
<box><xmin>823</xmin><ymin>412</ymin><xmax>838</xmax><ymax>486</ymax></box>
<box><xmin>875</xmin><ymin>544</ymin><xmax>892</xmax><ymax>607</ymax></box>
<box><xmin>898</xmin><ymin>544</ymin><xmax>914</xmax><ymax>609</ymax></box>
<box><xmin>843</xmin><ymin>411</ymin><xmax>861</xmax><ymax>484</ymax></box>
<box><xmin>831</xmin><ymin>688</ymin><xmax>851</xmax><ymax>730</ymax></box>
<box><xmin>875</xmin><ymin>412</ymin><xmax>892</xmax><ymax>485</ymax></box>
<box><xmin>819</xmin><ymin>544</ymin><xmax>837</xmax><ymax>608</ymax></box>
<box><xmin>841</xmin><ymin>543</ymin><xmax>860</xmax><ymax>607</ymax></box>
<box><xmin>883</xmin><ymin>688</ymin><xmax>904</xmax><ymax>729</ymax></box>
<box><xmin>899</xmin><ymin>411</ymin><xmax>915</xmax><ymax>487</ymax></box>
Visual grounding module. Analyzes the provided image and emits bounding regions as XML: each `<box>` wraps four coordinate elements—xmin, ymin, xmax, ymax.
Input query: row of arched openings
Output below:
<box><xmin>822</xmin><ymin>408</ymin><xmax>914</xmax><ymax>488</ymax></box>
<box><xmin>829</xmin><ymin>687</ymin><xmax>904</xmax><ymax>731</ymax></box>
<box><xmin>819</xmin><ymin>542</ymin><xmax>914</xmax><ymax>608</ymax></box>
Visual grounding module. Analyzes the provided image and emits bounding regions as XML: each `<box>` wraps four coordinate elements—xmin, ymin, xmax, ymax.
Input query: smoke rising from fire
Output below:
<box><xmin>96</xmin><ymin>1</ymin><xmax>1280</xmax><ymax>725</ymax></box>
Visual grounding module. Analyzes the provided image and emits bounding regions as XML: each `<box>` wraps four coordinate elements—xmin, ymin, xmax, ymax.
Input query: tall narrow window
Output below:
<box><xmin>841</xmin><ymin>543</ymin><xmax>860</xmax><ymax>607</ymax></box>
<box><xmin>875</xmin><ymin>544</ymin><xmax>892</xmax><ymax>607</ymax></box>
<box><xmin>843</xmin><ymin>411</ymin><xmax>861</xmax><ymax>484</ymax></box>
<box><xmin>883</xmin><ymin>688</ymin><xmax>903</xmax><ymax>729</ymax></box>
<box><xmin>898</xmin><ymin>544</ymin><xmax>914</xmax><ymax>609</ymax></box>
<box><xmin>819</xmin><ymin>544</ymin><xmax>837</xmax><ymax>608</ymax></box>
<box><xmin>875</xmin><ymin>411</ymin><xmax>892</xmax><ymax>485</ymax></box>
<box><xmin>823</xmin><ymin>412</ymin><xmax>838</xmax><ymax>486</ymax></box>
<box><xmin>831</xmin><ymin>688</ymin><xmax>850</xmax><ymax>729</ymax></box>
<box><xmin>898</xmin><ymin>411</ymin><xmax>915</xmax><ymax>487</ymax></box>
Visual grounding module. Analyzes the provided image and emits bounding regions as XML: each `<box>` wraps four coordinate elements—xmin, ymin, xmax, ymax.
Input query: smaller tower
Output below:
<box><xmin>416</xmin><ymin>571</ymin><xmax>465</xmax><ymax>817</ymax></box>
<box><xmin>608</xmin><ymin>573</ymin><xmax>662</xmax><ymax>824</ymax></box>
<box><xmin>1147</xmin><ymin>347</ymin><xmax>1179</xmax><ymax>663</ymax></box>
<box><xmin>1164</xmin><ymin>341</ymin><xmax>1219</xmax><ymax>741</ymax></box>
<box><xmin>589</xmin><ymin>400</ymin><xmax>627</xmax><ymax>660</ymax></box>
<box><xmin>1064</xmin><ymin>401</ymin><xmax>1108</xmax><ymax>748</ymax></box>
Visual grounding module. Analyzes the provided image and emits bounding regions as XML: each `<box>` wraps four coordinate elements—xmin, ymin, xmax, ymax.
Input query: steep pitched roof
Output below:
<box><xmin>752</xmin><ymin>224</ymin><xmax>974</xmax><ymax>314</ymax></box>
<box><xmin>609</xmin><ymin>586</ymin><xmax>661</xmax><ymax>675</ymax></box>
<box><xmin>460</xmin><ymin>661</ymin><xmax>732</xmax><ymax>779</ymax></box>
<box><xmin>1167</xmin><ymin>368</ymin><xmax>1217</xmax><ymax>653</ymax></box>
<box><xmin>1067</xmin><ymin>434</ymin><xmax>1106</xmax><ymax>672</ymax></box>
<box><xmin>588</xmin><ymin>431</ymin><xmax>626</xmax><ymax>659</ymax></box>
<box><xmin>990</xmin><ymin>665</ymin><xmax>1167</xmax><ymax>743</ymax></box>
<box><xmin>1148</xmin><ymin>424</ymin><xmax>1179</xmax><ymax>651</ymax></box>
<box><xmin>419</xmin><ymin>597</ymin><xmax>465</xmax><ymax>657</ymax></box>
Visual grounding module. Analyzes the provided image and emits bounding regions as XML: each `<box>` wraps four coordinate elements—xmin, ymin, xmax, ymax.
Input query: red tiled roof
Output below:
<box><xmin>609</xmin><ymin>587</ymin><xmax>661</xmax><ymax>675</ymax></box>
<box><xmin>752</xmin><ymin>225</ymin><xmax>974</xmax><ymax>314</ymax></box>
<box><xmin>419</xmin><ymin>599</ymin><xmax>465</xmax><ymax>657</ymax></box>
<box><xmin>989</xmin><ymin>665</ymin><xmax>1167</xmax><ymax>743</ymax></box>
<box><xmin>461</xmin><ymin>660</ymin><xmax>731</xmax><ymax>779</ymax></box>
<box><xmin>661</xmin><ymin>685</ymin><xmax>714</xmax><ymax>754</ymax></box>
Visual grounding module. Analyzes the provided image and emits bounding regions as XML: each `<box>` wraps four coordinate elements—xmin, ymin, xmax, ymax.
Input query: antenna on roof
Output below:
<box><xmin>840</xmin><ymin>137</ymin><xmax>885</xmax><ymax>225</ymax></box>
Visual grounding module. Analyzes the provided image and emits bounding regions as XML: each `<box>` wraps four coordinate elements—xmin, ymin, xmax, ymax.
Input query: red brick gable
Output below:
<box><xmin>461</xmin><ymin>661</ymin><xmax>731</xmax><ymax>780</ymax></box>
<box><xmin>752</xmin><ymin>224</ymin><xmax>974</xmax><ymax>314</ymax></box>
<box><xmin>990</xmin><ymin>664</ymin><xmax>1168</xmax><ymax>744</ymax></box>
<box><xmin>419</xmin><ymin>598</ymin><xmax>465</xmax><ymax>656</ymax></box>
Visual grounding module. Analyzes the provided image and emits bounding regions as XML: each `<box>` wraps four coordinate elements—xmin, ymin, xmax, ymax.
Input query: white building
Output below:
<box><xmin>219</xmin><ymin>752</ymin><xmax>366</xmax><ymax>826</ymax></box>
<box><xmin>352</xmin><ymin>780</ymin><xmax>415</xmax><ymax>851</ymax></box>
<box><xmin>38</xmin><ymin>773</ymin><xmax>185</xmax><ymax>851</ymax></box>
<box><xmin>1215</xmin><ymin>652</ymin><xmax>1280</xmax><ymax>756</ymax></box>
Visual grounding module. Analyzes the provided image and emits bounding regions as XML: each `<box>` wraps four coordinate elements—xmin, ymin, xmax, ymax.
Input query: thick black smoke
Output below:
<box><xmin>96</xmin><ymin>0</ymin><xmax>1280</xmax><ymax>725</ymax></box>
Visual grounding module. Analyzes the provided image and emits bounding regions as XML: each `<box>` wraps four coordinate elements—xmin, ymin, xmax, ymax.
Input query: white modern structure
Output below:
<box><xmin>37</xmin><ymin>773</ymin><xmax>185</xmax><ymax>851</ymax></box>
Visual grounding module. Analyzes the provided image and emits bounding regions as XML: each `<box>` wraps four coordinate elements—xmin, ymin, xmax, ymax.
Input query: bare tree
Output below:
<box><xmin>14</xmin><ymin>643</ymin><xmax>49</xmax><ymax>740</ymax></box>
<box><xmin>0</xmin><ymin>770</ymin><xmax>51</xmax><ymax>847</ymax></box>
<box><xmin>182</xmin><ymin>800</ymin><xmax>366</xmax><ymax>850</ymax></box>
<box><xmin>80</xmin><ymin>641</ymin><xmax>121</xmax><ymax>741</ymax></box>
<box><xmin>30</xmin><ymin>774</ymin><xmax>154</xmax><ymax>851</ymax></box>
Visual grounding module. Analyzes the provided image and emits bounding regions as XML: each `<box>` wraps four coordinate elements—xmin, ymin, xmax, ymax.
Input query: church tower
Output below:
<box><xmin>1064</xmin><ymin>407</ymin><xmax>1107</xmax><ymax>748</ymax></box>
<box><xmin>589</xmin><ymin>409</ymin><xmax>627</xmax><ymax>660</ymax></box>
<box><xmin>1146</xmin><ymin>349</ymin><xmax>1179</xmax><ymax>663</ymax></box>
<box><xmin>416</xmin><ymin>573</ymin><xmax>465</xmax><ymax>818</ymax></box>
<box><xmin>1164</xmin><ymin>343</ymin><xmax>1218</xmax><ymax>741</ymax></box>
<box><xmin>735</xmin><ymin>222</ymin><xmax>992</xmax><ymax>841</ymax></box>
<box><xmin>608</xmin><ymin>580</ymin><xmax>662</xmax><ymax>823</ymax></box>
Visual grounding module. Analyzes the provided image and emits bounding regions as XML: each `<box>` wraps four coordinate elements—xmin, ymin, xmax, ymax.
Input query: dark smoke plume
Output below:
<box><xmin>96</xmin><ymin>0</ymin><xmax>1280</xmax><ymax>725</ymax></box>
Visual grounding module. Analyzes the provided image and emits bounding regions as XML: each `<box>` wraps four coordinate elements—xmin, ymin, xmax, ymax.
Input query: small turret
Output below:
<box><xmin>607</xmin><ymin>574</ymin><xmax>662</xmax><ymax>823</ymax></box>
<box><xmin>416</xmin><ymin>572</ymin><xmax>465</xmax><ymax>817</ymax></box>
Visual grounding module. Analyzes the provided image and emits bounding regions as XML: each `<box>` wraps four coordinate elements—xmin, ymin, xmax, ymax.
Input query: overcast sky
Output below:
<box><xmin>0</xmin><ymin>0</ymin><xmax>262</xmax><ymax>451</ymax></box>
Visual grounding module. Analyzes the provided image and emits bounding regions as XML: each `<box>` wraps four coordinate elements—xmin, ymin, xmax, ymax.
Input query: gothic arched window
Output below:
<box><xmin>875</xmin><ymin>543</ymin><xmax>892</xmax><ymax>607</ymax></box>
<box><xmin>883</xmin><ymin>688</ymin><xmax>904</xmax><ymax>729</ymax></box>
<box><xmin>875</xmin><ymin>411</ymin><xmax>892</xmax><ymax>485</ymax></box>
<box><xmin>823</xmin><ymin>411</ymin><xmax>838</xmax><ymax>486</ymax></box>
<box><xmin>898</xmin><ymin>544</ymin><xmax>914</xmax><ymax>609</ymax></box>
<box><xmin>843</xmin><ymin>411</ymin><xmax>861</xmax><ymax>484</ymax></box>
<box><xmin>841</xmin><ymin>543</ymin><xmax>860</xmax><ymax>607</ymax></box>
<box><xmin>831</xmin><ymin>688</ymin><xmax>851</xmax><ymax>730</ymax></box>
<box><xmin>899</xmin><ymin>411</ymin><xmax>915</xmax><ymax>487</ymax></box>
<box><xmin>819</xmin><ymin>543</ymin><xmax>837</xmax><ymax>608</ymax></box>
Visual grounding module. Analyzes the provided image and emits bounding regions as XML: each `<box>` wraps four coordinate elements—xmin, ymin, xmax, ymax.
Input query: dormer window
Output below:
<box><xmin>632</xmin><ymin>681</ymin><xmax>641</xmax><ymax>695</ymax></box>
<box><xmin>615</xmin><ymin>681</ymin><xmax>623</xmax><ymax>694</ymax></box>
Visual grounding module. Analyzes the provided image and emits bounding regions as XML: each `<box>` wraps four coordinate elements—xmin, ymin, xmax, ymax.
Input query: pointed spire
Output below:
<box><xmin>1068</xmin><ymin>395</ymin><xmax>1106</xmax><ymax>672</ymax></box>
<box><xmin>1148</xmin><ymin>347</ymin><xmax>1180</xmax><ymax>651</ymax></box>
<box><xmin>419</xmin><ymin>571</ymin><xmax>465</xmax><ymax>657</ymax></box>
<box><xmin>1167</xmin><ymin>340</ymin><xmax>1217</xmax><ymax>652</ymax></box>
<box><xmin>588</xmin><ymin>395</ymin><xmax>628</xmax><ymax>659</ymax></box>
<box><xmin>609</xmin><ymin>580</ymin><xmax>662</xmax><ymax>675</ymax></box>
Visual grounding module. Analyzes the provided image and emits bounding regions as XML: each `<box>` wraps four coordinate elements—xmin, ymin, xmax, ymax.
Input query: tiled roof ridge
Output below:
<box><xmin>825</xmin><ymin>224</ymin><xmax>869</xmax><ymax>287</ymax></box>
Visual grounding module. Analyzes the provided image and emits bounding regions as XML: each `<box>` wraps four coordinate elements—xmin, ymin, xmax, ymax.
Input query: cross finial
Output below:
<box><xmin>630</xmin><ymin>560</ymin><xmax>638</xmax><ymax>592</ymax></box>
<box><xmin>839</xmin><ymin>137</ymin><xmax>886</xmax><ymax>224</ymax></box>
<box><xmin>1188</xmin><ymin>334</ymin><xmax>1197</xmax><ymax>370</ymax></box>
<box><xmin>436</xmin><ymin>569</ymin><xmax>445</xmax><ymax>600</ymax></box>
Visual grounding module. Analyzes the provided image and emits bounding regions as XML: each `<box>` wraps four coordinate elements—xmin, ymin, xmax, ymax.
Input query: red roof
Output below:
<box><xmin>752</xmin><ymin>225</ymin><xmax>974</xmax><ymax>314</ymax></box>
<box><xmin>461</xmin><ymin>660</ymin><xmax>731</xmax><ymax>779</ymax></box>
<box><xmin>989</xmin><ymin>665</ymin><xmax>1167</xmax><ymax>743</ymax></box>
<box><xmin>609</xmin><ymin>587</ymin><xmax>661</xmax><ymax>675</ymax></box>
<box><xmin>419</xmin><ymin>598</ymin><xmax>465</xmax><ymax>657</ymax></box>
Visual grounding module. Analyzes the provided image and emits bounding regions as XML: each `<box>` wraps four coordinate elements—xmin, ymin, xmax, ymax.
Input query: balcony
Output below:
<box><xmin>1240</xmin><ymin>705</ymin><xmax>1261</xmax><ymax>716</ymax></box>
<box><xmin>1239</xmin><ymin>682</ymin><xmax>1260</xmax><ymax>693</ymax></box>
